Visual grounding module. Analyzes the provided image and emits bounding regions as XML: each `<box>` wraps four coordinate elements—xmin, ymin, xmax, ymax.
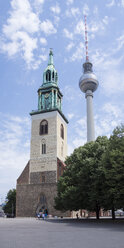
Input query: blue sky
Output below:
<box><xmin>0</xmin><ymin>0</ymin><xmax>124</xmax><ymax>203</ymax></box>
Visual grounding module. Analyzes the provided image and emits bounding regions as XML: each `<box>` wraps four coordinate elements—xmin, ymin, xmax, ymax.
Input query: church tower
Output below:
<box><xmin>16</xmin><ymin>50</ymin><xmax>68</xmax><ymax>217</ymax></box>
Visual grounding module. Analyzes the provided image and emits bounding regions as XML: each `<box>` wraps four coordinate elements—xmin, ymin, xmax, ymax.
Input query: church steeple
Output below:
<box><xmin>30</xmin><ymin>50</ymin><xmax>68</xmax><ymax>125</ymax></box>
<box><xmin>43</xmin><ymin>49</ymin><xmax>58</xmax><ymax>86</ymax></box>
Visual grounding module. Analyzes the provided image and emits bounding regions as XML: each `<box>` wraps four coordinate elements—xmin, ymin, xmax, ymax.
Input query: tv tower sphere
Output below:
<box><xmin>79</xmin><ymin>62</ymin><xmax>98</xmax><ymax>93</ymax></box>
<box><xmin>79</xmin><ymin>16</ymin><xmax>99</xmax><ymax>142</ymax></box>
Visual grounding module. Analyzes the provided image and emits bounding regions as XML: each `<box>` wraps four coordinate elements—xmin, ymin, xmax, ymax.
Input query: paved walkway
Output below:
<box><xmin>0</xmin><ymin>218</ymin><xmax>124</xmax><ymax>248</ymax></box>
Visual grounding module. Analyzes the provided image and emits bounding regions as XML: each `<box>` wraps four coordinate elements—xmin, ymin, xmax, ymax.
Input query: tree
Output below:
<box><xmin>80</xmin><ymin>136</ymin><xmax>109</xmax><ymax>219</ymax></box>
<box><xmin>55</xmin><ymin>136</ymin><xmax>109</xmax><ymax>219</ymax></box>
<box><xmin>3</xmin><ymin>189</ymin><xmax>16</xmax><ymax>217</ymax></box>
<box><xmin>55</xmin><ymin>150</ymin><xmax>82</xmax><ymax>211</ymax></box>
<box><xmin>55</xmin><ymin>125</ymin><xmax>124</xmax><ymax>220</ymax></box>
<box><xmin>102</xmin><ymin>124</ymin><xmax>124</xmax><ymax>219</ymax></box>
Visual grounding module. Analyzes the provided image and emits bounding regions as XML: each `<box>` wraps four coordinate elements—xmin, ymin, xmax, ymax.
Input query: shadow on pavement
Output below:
<box><xmin>42</xmin><ymin>218</ymin><xmax>124</xmax><ymax>232</ymax></box>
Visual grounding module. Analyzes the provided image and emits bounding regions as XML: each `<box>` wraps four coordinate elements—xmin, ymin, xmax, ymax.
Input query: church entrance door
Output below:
<box><xmin>36</xmin><ymin>194</ymin><xmax>48</xmax><ymax>215</ymax></box>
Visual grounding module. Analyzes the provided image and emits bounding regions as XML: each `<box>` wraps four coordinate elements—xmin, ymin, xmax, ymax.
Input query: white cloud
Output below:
<box><xmin>40</xmin><ymin>37</ymin><xmax>47</xmax><ymax>45</ymax></box>
<box><xmin>93</xmin><ymin>6</ymin><xmax>98</xmax><ymax>15</ymax></box>
<box><xmin>72</xmin><ymin>138</ymin><xmax>86</xmax><ymax>147</ymax></box>
<box><xmin>106</xmin><ymin>0</ymin><xmax>115</xmax><ymax>7</ymax></box>
<box><xmin>35</xmin><ymin>0</ymin><xmax>44</xmax><ymax>4</ymax></box>
<box><xmin>102</xmin><ymin>16</ymin><xmax>109</xmax><ymax>25</ymax></box>
<box><xmin>89</xmin><ymin>19</ymin><xmax>107</xmax><ymax>33</ymax></box>
<box><xmin>66</xmin><ymin>42</ymin><xmax>74</xmax><ymax>51</ymax></box>
<box><xmin>117</xmin><ymin>34</ymin><xmax>124</xmax><ymax>50</ymax></box>
<box><xmin>102</xmin><ymin>103</ymin><xmax>122</xmax><ymax>119</ymax></box>
<box><xmin>39</xmin><ymin>54</ymin><xmax>47</xmax><ymax>61</ymax></box>
<box><xmin>63</xmin><ymin>28</ymin><xmax>73</xmax><ymax>40</ymax></box>
<box><xmin>1</xmin><ymin>0</ymin><xmax>40</xmax><ymax>67</ymax></box>
<box><xmin>69</xmin><ymin>102</ymin><xmax>124</xmax><ymax>153</ymax></box>
<box><xmin>82</xmin><ymin>16</ymin><xmax>109</xmax><ymax>38</ymax></box>
<box><xmin>0</xmin><ymin>113</ymin><xmax>30</xmax><ymax>199</ymax></box>
<box><xmin>71</xmin><ymin>7</ymin><xmax>80</xmax><ymax>17</ymax></box>
<box><xmin>102</xmin><ymin>69</ymin><xmax>124</xmax><ymax>95</ymax></box>
<box><xmin>70</xmin><ymin>42</ymin><xmax>84</xmax><ymax>61</ymax></box>
<box><xmin>0</xmin><ymin>0</ymin><xmax>57</xmax><ymax>68</ymax></box>
<box><xmin>121</xmin><ymin>0</ymin><xmax>124</xmax><ymax>7</ymax></box>
<box><xmin>2</xmin><ymin>42</ymin><xmax>19</xmax><ymax>57</ymax></box>
<box><xmin>68</xmin><ymin>143</ymin><xmax>74</xmax><ymax>155</ymax></box>
<box><xmin>66</xmin><ymin>0</ymin><xmax>74</xmax><ymax>5</ymax></box>
<box><xmin>106</xmin><ymin>0</ymin><xmax>124</xmax><ymax>7</ymax></box>
<box><xmin>40</xmin><ymin>19</ymin><xmax>57</xmax><ymax>35</ymax></box>
<box><xmin>50</xmin><ymin>3</ymin><xmax>61</xmax><ymax>14</ymax></box>
<box><xmin>75</xmin><ymin>117</ymin><xmax>87</xmax><ymax>139</ymax></box>
<box><xmin>83</xmin><ymin>4</ymin><xmax>89</xmax><ymax>15</ymax></box>
<box><xmin>94</xmin><ymin>103</ymin><xmax>124</xmax><ymax>138</ymax></box>
<box><xmin>64</xmin><ymin>14</ymin><xmax>109</xmax><ymax>50</ymax></box>
<box><xmin>3</xmin><ymin>0</ymin><xmax>40</xmax><ymax>36</ymax></box>
<box><xmin>53</xmin><ymin>16</ymin><xmax>60</xmax><ymax>26</ymax></box>
<box><xmin>0</xmin><ymin>114</ymin><xmax>30</xmax><ymax>168</ymax></box>
<box><xmin>66</xmin><ymin>7</ymin><xmax>80</xmax><ymax>18</ymax></box>
<box><xmin>64</xmin><ymin>85</ymin><xmax>76</xmax><ymax>101</ymax></box>
<box><xmin>77</xmin><ymin>118</ymin><xmax>86</xmax><ymax>127</ymax></box>
<box><xmin>67</xmin><ymin>113</ymin><xmax>74</xmax><ymax>120</ymax></box>
<box><xmin>2</xmin><ymin>31</ymin><xmax>38</xmax><ymax>66</ymax></box>
<box><xmin>33</xmin><ymin>0</ymin><xmax>44</xmax><ymax>13</ymax></box>
<box><xmin>75</xmin><ymin>128</ymin><xmax>85</xmax><ymax>138</ymax></box>
<box><xmin>92</xmin><ymin>46</ymin><xmax>124</xmax><ymax>96</ymax></box>
<box><xmin>41</xmin><ymin>47</ymin><xmax>46</xmax><ymax>52</ymax></box>
<box><xmin>74</xmin><ymin>20</ymin><xmax>84</xmax><ymax>35</ymax></box>
<box><xmin>11</xmin><ymin>0</ymin><xmax>30</xmax><ymax>11</ymax></box>
<box><xmin>31</xmin><ymin>52</ymin><xmax>47</xmax><ymax>69</ymax></box>
<box><xmin>17</xmin><ymin>31</ymin><xmax>37</xmax><ymax>63</ymax></box>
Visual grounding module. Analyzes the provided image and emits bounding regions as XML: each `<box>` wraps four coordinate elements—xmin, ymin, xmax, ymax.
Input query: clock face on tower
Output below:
<box><xmin>44</xmin><ymin>93</ymin><xmax>50</xmax><ymax>109</ymax></box>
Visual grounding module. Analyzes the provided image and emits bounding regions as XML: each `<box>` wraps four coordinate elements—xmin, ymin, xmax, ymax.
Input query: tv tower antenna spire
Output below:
<box><xmin>84</xmin><ymin>15</ymin><xmax>89</xmax><ymax>62</ymax></box>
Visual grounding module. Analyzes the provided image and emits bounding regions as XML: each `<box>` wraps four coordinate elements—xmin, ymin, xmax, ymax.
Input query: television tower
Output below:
<box><xmin>79</xmin><ymin>16</ymin><xmax>99</xmax><ymax>142</ymax></box>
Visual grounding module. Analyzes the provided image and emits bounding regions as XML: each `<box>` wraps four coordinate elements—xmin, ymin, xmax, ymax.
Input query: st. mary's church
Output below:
<box><xmin>16</xmin><ymin>50</ymin><xmax>68</xmax><ymax>217</ymax></box>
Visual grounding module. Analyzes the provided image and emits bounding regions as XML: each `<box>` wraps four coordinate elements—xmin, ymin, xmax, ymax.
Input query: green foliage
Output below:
<box><xmin>55</xmin><ymin>136</ymin><xmax>109</xmax><ymax>218</ymax></box>
<box><xmin>55</xmin><ymin>125</ymin><xmax>124</xmax><ymax>219</ymax></box>
<box><xmin>102</xmin><ymin>124</ymin><xmax>124</xmax><ymax>215</ymax></box>
<box><xmin>3</xmin><ymin>189</ymin><xmax>16</xmax><ymax>217</ymax></box>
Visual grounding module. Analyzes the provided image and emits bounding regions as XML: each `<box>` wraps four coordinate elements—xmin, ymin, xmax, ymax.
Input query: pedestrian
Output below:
<box><xmin>76</xmin><ymin>213</ymin><xmax>79</xmax><ymax>219</ymax></box>
<box><xmin>45</xmin><ymin>209</ymin><xmax>48</xmax><ymax>218</ymax></box>
<box><xmin>42</xmin><ymin>213</ymin><xmax>45</xmax><ymax>220</ymax></box>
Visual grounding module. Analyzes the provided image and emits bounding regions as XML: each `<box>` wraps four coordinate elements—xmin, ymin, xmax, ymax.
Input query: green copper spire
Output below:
<box><xmin>36</xmin><ymin>49</ymin><xmax>62</xmax><ymax>113</ymax></box>
<box><xmin>30</xmin><ymin>50</ymin><xmax>68</xmax><ymax>124</ymax></box>
<box><xmin>43</xmin><ymin>49</ymin><xmax>58</xmax><ymax>86</ymax></box>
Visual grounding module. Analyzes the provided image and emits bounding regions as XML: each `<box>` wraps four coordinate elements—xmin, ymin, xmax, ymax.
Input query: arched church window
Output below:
<box><xmin>42</xmin><ymin>143</ymin><xmax>46</xmax><ymax>154</ymax></box>
<box><xmin>55</xmin><ymin>72</ymin><xmax>58</xmax><ymax>82</ymax></box>
<box><xmin>61</xmin><ymin>142</ymin><xmax>64</xmax><ymax>157</ymax></box>
<box><xmin>60</xmin><ymin>124</ymin><xmax>64</xmax><ymax>139</ymax></box>
<box><xmin>52</xmin><ymin>71</ymin><xmax>54</xmax><ymax>80</ymax></box>
<box><xmin>40</xmin><ymin>120</ymin><xmax>48</xmax><ymax>135</ymax></box>
<box><xmin>41</xmin><ymin>139</ymin><xmax>46</xmax><ymax>154</ymax></box>
<box><xmin>46</xmin><ymin>70</ymin><xmax>51</xmax><ymax>81</ymax></box>
<box><xmin>41</xmin><ymin>175</ymin><xmax>45</xmax><ymax>183</ymax></box>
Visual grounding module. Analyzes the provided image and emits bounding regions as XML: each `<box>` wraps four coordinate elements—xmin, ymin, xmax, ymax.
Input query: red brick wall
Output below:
<box><xmin>17</xmin><ymin>161</ymin><xmax>29</xmax><ymax>185</ymax></box>
<box><xmin>57</xmin><ymin>158</ymin><xmax>66</xmax><ymax>180</ymax></box>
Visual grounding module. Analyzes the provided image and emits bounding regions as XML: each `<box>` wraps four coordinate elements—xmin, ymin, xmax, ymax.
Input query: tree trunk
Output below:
<box><xmin>96</xmin><ymin>205</ymin><xmax>100</xmax><ymax>220</ymax></box>
<box><xmin>112</xmin><ymin>207</ymin><xmax>115</xmax><ymax>220</ymax></box>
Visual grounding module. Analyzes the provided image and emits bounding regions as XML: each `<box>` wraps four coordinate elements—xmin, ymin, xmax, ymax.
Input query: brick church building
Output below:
<box><xmin>16</xmin><ymin>50</ymin><xmax>68</xmax><ymax>217</ymax></box>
